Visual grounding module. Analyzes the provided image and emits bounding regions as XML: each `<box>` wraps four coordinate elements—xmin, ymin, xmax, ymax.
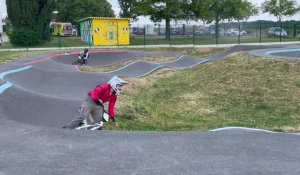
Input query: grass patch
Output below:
<box><xmin>0</xmin><ymin>36</ymin><xmax>88</xmax><ymax>49</ymax></box>
<box><xmin>40</xmin><ymin>36</ymin><xmax>88</xmax><ymax>48</ymax></box>
<box><xmin>127</xmin><ymin>47</ymin><xmax>226</xmax><ymax>58</ymax></box>
<box><xmin>110</xmin><ymin>52</ymin><xmax>300</xmax><ymax>132</ymax></box>
<box><xmin>0</xmin><ymin>51</ymin><xmax>48</xmax><ymax>64</ymax></box>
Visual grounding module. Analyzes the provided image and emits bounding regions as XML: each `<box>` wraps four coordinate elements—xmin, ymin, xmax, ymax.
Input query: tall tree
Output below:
<box><xmin>262</xmin><ymin>0</ymin><xmax>300</xmax><ymax>22</ymax></box>
<box><xmin>228</xmin><ymin>0</ymin><xmax>258</xmax><ymax>21</ymax></box>
<box><xmin>193</xmin><ymin>0</ymin><xmax>257</xmax><ymax>42</ymax></box>
<box><xmin>56</xmin><ymin>0</ymin><xmax>115</xmax><ymax>24</ymax></box>
<box><xmin>131</xmin><ymin>0</ymin><xmax>192</xmax><ymax>39</ymax></box>
<box><xmin>118</xmin><ymin>0</ymin><xmax>139</xmax><ymax>20</ymax></box>
<box><xmin>6</xmin><ymin>0</ymin><xmax>55</xmax><ymax>46</ymax></box>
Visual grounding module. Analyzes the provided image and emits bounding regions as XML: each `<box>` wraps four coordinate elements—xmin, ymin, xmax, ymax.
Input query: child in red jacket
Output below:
<box><xmin>64</xmin><ymin>76</ymin><xmax>126</xmax><ymax>129</ymax></box>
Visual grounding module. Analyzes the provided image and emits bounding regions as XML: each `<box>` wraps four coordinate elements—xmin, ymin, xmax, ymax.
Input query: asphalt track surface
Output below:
<box><xmin>248</xmin><ymin>47</ymin><xmax>300</xmax><ymax>60</ymax></box>
<box><xmin>0</xmin><ymin>45</ymin><xmax>299</xmax><ymax>175</ymax></box>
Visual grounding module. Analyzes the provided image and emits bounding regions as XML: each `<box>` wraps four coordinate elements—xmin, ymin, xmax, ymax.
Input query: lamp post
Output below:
<box><xmin>52</xmin><ymin>11</ymin><xmax>61</xmax><ymax>49</ymax></box>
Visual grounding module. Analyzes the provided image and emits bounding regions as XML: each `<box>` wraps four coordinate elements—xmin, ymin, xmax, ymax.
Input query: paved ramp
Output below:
<box><xmin>0</xmin><ymin>46</ymin><xmax>299</xmax><ymax>175</ymax></box>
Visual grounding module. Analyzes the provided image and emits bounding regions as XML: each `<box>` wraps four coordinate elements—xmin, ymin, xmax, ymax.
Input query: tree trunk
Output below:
<box><xmin>166</xmin><ymin>18</ymin><xmax>170</xmax><ymax>40</ymax></box>
<box><xmin>215</xmin><ymin>18</ymin><xmax>219</xmax><ymax>45</ymax></box>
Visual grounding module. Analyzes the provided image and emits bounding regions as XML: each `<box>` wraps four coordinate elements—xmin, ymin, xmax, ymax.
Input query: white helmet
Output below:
<box><xmin>108</xmin><ymin>76</ymin><xmax>127</xmax><ymax>95</ymax></box>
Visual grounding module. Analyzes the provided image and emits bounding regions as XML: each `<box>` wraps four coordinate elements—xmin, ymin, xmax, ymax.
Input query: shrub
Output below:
<box><xmin>9</xmin><ymin>28</ymin><xmax>43</xmax><ymax>47</ymax></box>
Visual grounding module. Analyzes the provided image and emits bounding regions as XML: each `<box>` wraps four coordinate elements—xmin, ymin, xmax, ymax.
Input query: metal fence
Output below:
<box><xmin>3</xmin><ymin>21</ymin><xmax>300</xmax><ymax>49</ymax></box>
<box><xmin>129</xmin><ymin>22</ymin><xmax>300</xmax><ymax>46</ymax></box>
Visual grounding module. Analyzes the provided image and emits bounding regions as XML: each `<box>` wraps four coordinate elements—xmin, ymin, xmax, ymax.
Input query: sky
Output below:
<box><xmin>1</xmin><ymin>0</ymin><xmax>300</xmax><ymax>24</ymax></box>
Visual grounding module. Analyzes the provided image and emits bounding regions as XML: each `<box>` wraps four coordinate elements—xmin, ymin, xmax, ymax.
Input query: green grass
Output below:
<box><xmin>40</xmin><ymin>36</ymin><xmax>88</xmax><ymax>47</ymax></box>
<box><xmin>110</xmin><ymin>52</ymin><xmax>300</xmax><ymax>132</ymax></box>
<box><xmin>0</xmin><ymin>36</ymin><xmax>88</xmax><ymax>49</ymax></box>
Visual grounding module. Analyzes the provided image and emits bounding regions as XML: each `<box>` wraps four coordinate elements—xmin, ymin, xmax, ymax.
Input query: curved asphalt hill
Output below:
<box><xmin>1</xmin><ymin>45</ymin><xmax>293</xmax><ymax>127</ymax></box>
<box><xmin>30</xmin><ymin>59</ymin><xmax>79</xmax><ymax>73</ymax></box>
<box><xmin>0</xmin><ymin>45</ymin><xmax>299</xmax><ymax>174</ymax></box>
<box><xmin>53</xmin><ymin>50</ymin><xmax>141</xmax><ymax>66</ymax></box>
<box><xmin>4</xmin><ymin>65</ymin><xmax>110</xmax><ymax>99</ymax></box>
<box><xmin>0</xmin><ymin>86</ymin><xmax>78</xmax><ymax>127</ymax></box>
<box><xmin>52</xmin><ymin>50</ymin><xmax>182</xmax><ymax>67</ymax></box>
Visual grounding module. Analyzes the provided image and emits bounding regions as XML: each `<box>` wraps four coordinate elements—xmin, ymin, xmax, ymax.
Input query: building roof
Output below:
<box><xmin>77</xmin><ymin>17</ymin><xmax>130</xmax><ymax>22</ymax></box>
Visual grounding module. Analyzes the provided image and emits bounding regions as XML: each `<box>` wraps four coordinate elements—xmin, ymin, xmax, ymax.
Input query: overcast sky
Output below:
<box><xmin>1</xmin><ymin>0</ymin><xmax>300</xmax><ymax>24</ymax></box>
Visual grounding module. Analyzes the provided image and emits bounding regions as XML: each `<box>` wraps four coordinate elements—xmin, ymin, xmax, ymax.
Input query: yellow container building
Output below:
<box><xmin>78</xmin><ymin>17</ymin><xmax>130</xmax><ymax>46</ymax></box>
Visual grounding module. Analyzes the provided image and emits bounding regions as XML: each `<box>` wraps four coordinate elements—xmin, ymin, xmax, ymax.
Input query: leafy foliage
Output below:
<box><xmin>118</xmin><ymin>0</ymin><xmax>139</xmax><ymax>19</ymax></box>
<box><xmin>56</xmin><ymin>0</ymin><xmax>115</xmax><ymax>24</ymax></box>
<box><xmin>192</xmin><ymin>0</ymin><xmax>257</xmax><ymax>43</ymax></box>
<box><xmin>124</xmin><ymin>0</ymin><xmax>192</xmax><ymax>39</ymax></box>
<box><xmin>6</xmin><ymin>0</ymin><xmax>55</xmax><ymax>46</ymax></box>
<box><xmin>262</xmin><ymin>0</ymin><xmax>300</xmax><ymax>22</ymax></box>
<box><xmin>9</xmin><ymin>27</ymin><xmax>42</xmax><ymax>46</ymax></box>
<box><xmin>193</xmin><ymin>0</ymin><xmax>257</xmax><ymax>23</ymax></box>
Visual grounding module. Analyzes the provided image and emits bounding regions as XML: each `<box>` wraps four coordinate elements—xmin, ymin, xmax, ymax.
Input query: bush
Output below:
<box><xmin>9</xmin><ymin>28</ymin><xmax>43</xmax><ymax>47</ymax></box>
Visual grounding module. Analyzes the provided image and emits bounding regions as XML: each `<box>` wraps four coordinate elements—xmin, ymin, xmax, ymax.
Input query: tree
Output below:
<box><xmin>118</xmin><ymin>0</ymin><xmax>139</xmax><ymax>20</ymax></box>
<box><xmin>56</xmin><ymin>0</ymin><xmax>115</xmax><ymax>24</ymax></box>
<box><xmin>262</xmin><ymin>0</ymin><xmax>300</xmax><ymax>22</ymax></box>
<box><xmin>228</xmin><ymin>0</ymin><xmax>259</xmax><ymax>21</ymax></box>
<box><xmin>192</xmin><ymin>0</ymin><xmax>257</xmax><ymax>43</ymax></box>
<box><xmin>130</xmin><ymin>0</ymin><xmax>192</xmax><ymax>39</ymax></box>
<box><xmin>6</xmin><ymin>0</ymin><xmax>55</xmax><ymax>46</ymax></box>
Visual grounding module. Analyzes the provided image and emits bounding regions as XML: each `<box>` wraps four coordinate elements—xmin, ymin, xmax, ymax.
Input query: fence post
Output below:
<box><xmin>294</xmin><ymin>23</ymin><xmax>297</xmax><ymax>38</ymax></box>
<box><xmin>158</xmin><ymin>24</ymin><xmax>161</xmax><ymax>36</ymax></box>
<box><xmin>259</xmin><ymin>22</ymin><xmax>262</xmax><ymax>44</ymax></box>
<box><xmin>223</xmin><ymin>23</ymin><xmax>226</xmax><ymax>37</ymax></box>
<box><xmin>88</xmin><ymin>28</ymin><xmax>91</xmax><ymax>48</ymax></box>
<box><xmin>238</xmin><ymin>23</ymin><xmax>241</xmax><ymax>44</ymax></box>
<box><xmin>193</xmin><ymin>25</ymin><xmax>195</xmax><ymax>46</ymax></box>
<box><xmin>57</xmin><ymin>27</ymin><xmax>61</xmax><ymax>50</ymax></box>
<box><xmin>117</xmin><ymin>24</ymin><xmax>120</xmax><ymax>48</ymax></box>
<box><xmin>280</xmin><ymin>22</ymin><xmax>282</xmax><ymax>43</ymax></box>
<box><xmin>169</xmin><ymin>25</ymin><xmax>171</xmax><ymax>46</ymax></box>
<box><xmin>144</xmin><ymin>25</ymin><xmax>146</xmax><ymax>47</ymax></box>
<box><xmin>216</xmin><ymin>25</ymin><xmax>219</xmax><ymax>45</ymax></box>
<box><xmin>26</xmin><ymin>28</ymin><xmax>29</xmax><ymax>51</ymax></box>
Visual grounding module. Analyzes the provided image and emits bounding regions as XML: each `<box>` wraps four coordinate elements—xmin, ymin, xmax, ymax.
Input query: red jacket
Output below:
<box><xmin>88</xmin><ymin>84</ymin><xmax>117</xmax><ymax>118</ymax></box>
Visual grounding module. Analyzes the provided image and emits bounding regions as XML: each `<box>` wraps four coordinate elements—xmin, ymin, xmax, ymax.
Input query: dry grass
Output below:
<box><xmin>128</xmin><ymin>47</ymin><xmax>226</xmax><ymax>58</ymax></box>
<box><xmin>0</xmin><ymin>51</ymin><xmax>47</xmax><ymax>64</ymax></box>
